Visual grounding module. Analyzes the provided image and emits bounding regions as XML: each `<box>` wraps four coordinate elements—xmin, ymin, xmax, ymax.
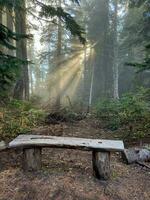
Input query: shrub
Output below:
<box><xmin>95</xmin><ymin>88</ymin><xmax>150</xmax><ymax>140</ymax></box>
<box><xmin>0</xmin><ymin>100</ymin><xmax>46</xmax><ymax>140</ymax></box>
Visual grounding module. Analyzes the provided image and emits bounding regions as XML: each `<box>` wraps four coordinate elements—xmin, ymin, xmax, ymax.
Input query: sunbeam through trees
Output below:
<box><xmin>0</xmin><ymin>1</ymin><xmax>150</xmax><ymax>199</ymax></box>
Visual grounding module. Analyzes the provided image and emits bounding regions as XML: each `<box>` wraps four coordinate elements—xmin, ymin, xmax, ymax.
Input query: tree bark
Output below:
<box><xmin>91</xmin><ymin>0</ymin><xmax>113</xmax><ymax>101</ymax></box>
<box><xmin>23</xmin><ymin>148</ymin><xmax>42</xmax><ymax>171</ymax></box>
<box><xmin>92</xmin><ymin>151</ymin><xmax>111</xmax><ymax>180</ymax></box>
<box><xmin>112</xmin><ymin>0</ymin><xmax>119</xmax><ymax>99</ymax></box>
<box><xmin>13</xmin><ymin>0</ymin><xmax>29</xmax><ymax>100</ymax></box>
<box><xmin>88</xmin><ymin>48</ymin><xmax>95</xmax><ymax>111</ymax></box>
<box><xmin>27</xmin><ymin>40</ymin><xmax>35</xmax><ymax>95</ymax></box>
<box><xmin>0</xmin><ymin>8</ymin><xmax>2</xmax><ymax>24</ymax></box>
<box><xmin>122</xmin><ymin>148</ymin><xmax>150</xmax><ymax>164</ymax></box>
<box><xmin>6</xmin><ymin>8</ymin><xmax>14</xmax><ymax>56</ymax></box>
<box><xmin>55</xmin><ymin>0</ymin><xmax>62</xmax><ymax>109</ymax></box>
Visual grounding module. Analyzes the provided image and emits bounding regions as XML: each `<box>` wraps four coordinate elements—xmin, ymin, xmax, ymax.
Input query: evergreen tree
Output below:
<box><xmin>88</xmin><ymin>0</ymin><xmax>113</xmax><ymax>101</ymax></box>
<box><xmin>0</xmin><ymin>0</ymin><xmax>85</xmax><ymax>101</ymax></box>
<box><xmin>127</xmin><ymin>0</ymin><xmax>150</xmax><ymax>72</ymax></box>
<box><xmin>0</xmin><ymin>0</ymin><xmax>30</xmax><ymax>101</ymax></box>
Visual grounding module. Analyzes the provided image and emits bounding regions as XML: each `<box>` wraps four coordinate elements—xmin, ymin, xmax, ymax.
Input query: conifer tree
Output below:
<box><xmin>0</xmin><ymin>0</ymin><xmax>85</xmax><ymax>101</ymax></box>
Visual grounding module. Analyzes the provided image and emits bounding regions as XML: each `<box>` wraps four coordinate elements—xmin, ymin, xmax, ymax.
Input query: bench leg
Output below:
<box><xmin>92</xmin><ymin>151</ymin><xmax>110</xmax><ymax>180</ymax></box>
<box><xmin>23</xmin><ymin>147</ymin><xmax>42</xmax><ymax>171</ymax></box>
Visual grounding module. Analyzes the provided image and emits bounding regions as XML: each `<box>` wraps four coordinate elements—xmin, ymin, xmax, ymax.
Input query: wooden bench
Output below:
<box><xmin>9</xmin><ymin>135</ymin><xmax>124</xmax><ymax>180</ymax></box>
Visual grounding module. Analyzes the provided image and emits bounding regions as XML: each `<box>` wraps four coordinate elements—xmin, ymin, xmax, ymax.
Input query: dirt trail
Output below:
<box><xmin>0</xmin><ymin>119</ymin><xmax>150</xmax><ymax>200</ymax></box>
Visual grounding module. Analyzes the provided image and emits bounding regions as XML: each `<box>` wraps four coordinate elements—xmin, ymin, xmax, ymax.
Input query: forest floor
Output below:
<box><xmin>0</xmin><ymin>118</ymin><xmax>150</xmax><ymax>200</ymax></box>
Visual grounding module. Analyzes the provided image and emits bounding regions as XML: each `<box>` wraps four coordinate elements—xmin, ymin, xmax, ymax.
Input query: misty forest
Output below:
<box><xmin>0</xmin><ymin>0</ymin><xmax>150</xmax><ymax>199</ymax></box>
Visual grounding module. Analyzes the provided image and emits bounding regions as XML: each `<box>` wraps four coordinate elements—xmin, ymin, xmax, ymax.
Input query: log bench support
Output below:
<box><xmin>23</xmin><ymin>147</ymin><xmax>42</xmax><ymax>171</ymax></box>
<box><xmin>92</xmin><ymin>151</ymin><xmax>110</xmax><ymax>180</ymax></box>
<box><xmin>23</xmin><ymin>147</ymin><xmax>111</xmax><ymax>180</ymax></box>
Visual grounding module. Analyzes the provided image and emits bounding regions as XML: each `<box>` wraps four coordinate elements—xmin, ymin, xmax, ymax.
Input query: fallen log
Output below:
<box><xmin>122</xmin><ymin>148</ymin><xmax>150</xmax><ymax>164</ymax></box>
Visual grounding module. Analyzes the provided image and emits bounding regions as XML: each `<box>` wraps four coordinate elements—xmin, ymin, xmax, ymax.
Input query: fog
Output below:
<box><xmin>27</xmin><ymin>0</ymin><xmax>150</xmax><ymax>110</ymax></box>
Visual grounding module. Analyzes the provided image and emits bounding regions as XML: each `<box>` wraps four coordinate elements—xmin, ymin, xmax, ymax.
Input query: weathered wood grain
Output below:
<box><xmin>9</xmin><ymin>135</ymin><xmax>124</xmax><ymax>152</ymax></box>
<box><xmin>92</xmin><ymin>151</ymin><xmax>110</xmax><ymax>180</ymax></box>
<box><xmin>23</xmin><ymin>147</ymin><xmax>41</xmax><ymax>171</ymax></box>
<box><xmin>122</xmin><ymin>148</ymin><xmax>150</xmax><ymax>164</ymax></box>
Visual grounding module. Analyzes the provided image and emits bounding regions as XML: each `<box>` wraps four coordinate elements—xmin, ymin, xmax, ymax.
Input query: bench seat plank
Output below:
<box><xmin>9</xmin><ymin>135</ymin><xmax>124</xmax><ymax>152</ymax></box>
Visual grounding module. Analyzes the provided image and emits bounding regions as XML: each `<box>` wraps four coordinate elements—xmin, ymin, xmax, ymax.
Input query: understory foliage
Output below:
<box><xmin>45</xmin><ymin>106</ymin><xmax>86</xmax><ymax>124</ymax></box>
<box><xmin>0</xmin><ymin>54</ymin><xmax>29</xmax><ymax>100</ymax></box>
<box><xmin>0</xmin><ymin>100</ymin><xmax>46</xmax><ymax>140</ymax></box>
<box><xmin>95</xmin><ymin>88</ymin><xmax>150</xmax><ymax>140</ymax></box>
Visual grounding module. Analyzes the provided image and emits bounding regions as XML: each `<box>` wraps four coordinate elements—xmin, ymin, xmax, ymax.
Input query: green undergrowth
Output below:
<box><xmin>0</xmin><ymin>99</ymin><xmax>47</xmax><ymax>140</ymax></box>
<box><xmin>95</xmin><ymin>88</ymin><xmax>150</xmax><ymax>141</ymax></box>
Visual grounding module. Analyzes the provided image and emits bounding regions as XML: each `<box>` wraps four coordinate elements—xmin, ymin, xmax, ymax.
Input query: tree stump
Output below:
<box><xmin>122</xmin><ymin>148</ymin><xmax>150</xmax><ymax>164</ymax></box>
<box><xmin>92</xmin><ymin>151</ymin><xmax>110</xmax><ymax>180</ymax></box>
<box><xmin>23</xmin><ymin>147</ymin><xmax>42</xmax><ymax>171</ymax></box>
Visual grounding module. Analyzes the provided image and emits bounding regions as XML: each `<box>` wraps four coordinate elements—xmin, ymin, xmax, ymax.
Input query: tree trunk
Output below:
<box><xmin>88</xmin><ymin>48</ymin><xmax>95</xmax><ymax>111</ymax></box>
<box><xmin>13</xmin><ymin>0</ymin><xmax>29</xmax><ymax>100</ymax></box>
<box><xmin>112</xmin><ymin>0</ymin><xmax>119</xmax><ymax>99</ymax></box>
<box><xmin>55</xmin><ymin>0</ymin><xmax>62</xmax><ymax>109</ymax></box>
<box><xmin>6</xmin><ymin>8</ymin><xmax>14</xmax><ymax>56</ymax></box>
<box><xmin>122</xmin><ymin>148</ymin><xmax>150</xmax><ymax>164</ymax></box>
<box><xmin>0</xmin><ymin>8</ymin><xmax>3</xmax><ymax>53</ymax></box>
<box><xmin>0</xmin><ymin>9</ymin><xmax>2</xmax><ymax>24</ymax></box>
<box><xmin>28</xmin><ymin>42</ymin><xmax>34</xmax><ymax>95</ymax></box>
<box><xmin>83</xmin><ymin>44</ymin><xmax>87</xmax><ymax>102</ymax></box>
<box><xmin>91</xmin><ymin>0</ymin><xmax>113</xmax><ymax>101</ymax></box>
